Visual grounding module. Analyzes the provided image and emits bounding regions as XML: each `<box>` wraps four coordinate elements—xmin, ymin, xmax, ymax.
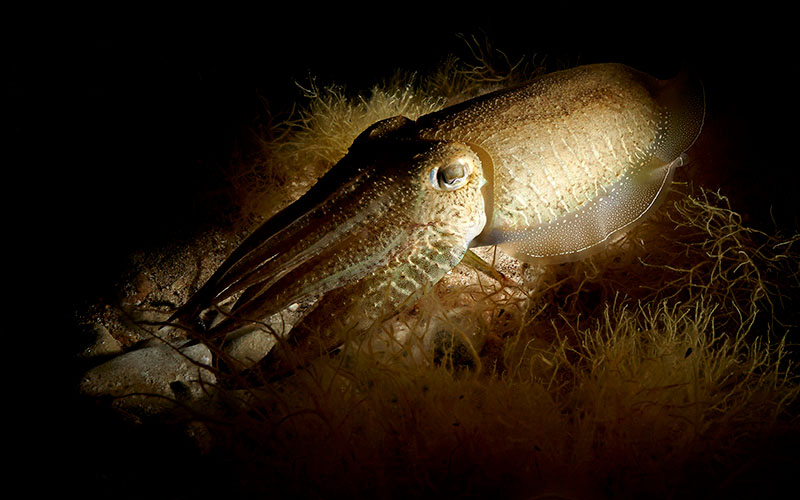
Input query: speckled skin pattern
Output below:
<box><xmin>176</xmin><ymin>130</ymin><xmax>486</xmax><ymax>334</ymax></box>
<box><xmin>231</xmin><ymin>139</ymin><xmax>486</xmax><ymax>329</ymax></box>
<box><xmin>415</xmin><ymin>63</ymin><xmax>703</xmax><ymax>262</ymax></box>
<box><xmin>176</xmin><ymin>63</ymin><xmax>703</xmax><ymax>337</ymax></box>
<box><xmin>421</xmin><ymin>65</ymin><xmax>660</xmax><ymax>226</ymax></box>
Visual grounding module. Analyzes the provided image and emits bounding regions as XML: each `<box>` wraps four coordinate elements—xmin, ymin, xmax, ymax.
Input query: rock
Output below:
<box><xmin>219</xmin><ymin>301</ymin><xmax>316</xmax><ymax>371</ymax></box>
<box><xmin>80</xmin><ymin>341</ymin><xmax>216</xmax><ymax>418</ymax></box>
<box><xmin>223</xmin><ymin>327</ymin><xmax>277</xmax><ymax>371</ymax></box>
<box><xmin>79</xmin><ymin>323</ymin><xmax>123</xmax><ymax>359</ymax></box>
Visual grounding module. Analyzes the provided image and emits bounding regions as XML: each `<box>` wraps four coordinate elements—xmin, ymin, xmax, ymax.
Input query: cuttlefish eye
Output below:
<box><xmin>430</xmin><ymin>157</ymin><xmax>473</xmax><ymax>191</ymax></box>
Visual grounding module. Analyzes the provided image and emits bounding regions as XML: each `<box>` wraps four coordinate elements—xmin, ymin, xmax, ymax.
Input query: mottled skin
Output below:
<box><xmin>230</xmin><ymin>138</ymin><xmax>486</xmax><ymax>333</ymax></box>
<box><xmin>415</xmin><ymin>64</ymin><xmax>704</xmax><ymax>261</ymax></box>
<box><xmin>175</xmin><ymin>117</ymin><xmax>486</xmax><ymax>341</ymax></box>
<box><xmin>172</xmin><ymin>64</ymin><xmax>704</xmax><ymax>367</ymax></box>
<box><xmin>418</xmin><ymin>65</ymin><xmax>662</xmax><ymax>227</ymax></box>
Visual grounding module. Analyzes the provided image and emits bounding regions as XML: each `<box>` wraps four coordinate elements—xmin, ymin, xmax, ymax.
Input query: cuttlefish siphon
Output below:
<box><xmin>171</xmin><ymin>63</ymin><xmax>705</xmax><ymax>358</ymax></box>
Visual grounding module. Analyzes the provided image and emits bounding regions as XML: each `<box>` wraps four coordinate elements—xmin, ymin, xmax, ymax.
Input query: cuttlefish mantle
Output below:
<box><xmin>414</xmin><ymin>63</ymin><xmax>705</xmax><ymax>263</ymax></box>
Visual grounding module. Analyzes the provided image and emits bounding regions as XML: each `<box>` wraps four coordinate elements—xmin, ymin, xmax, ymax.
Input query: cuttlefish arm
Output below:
<box><xmin>170</xmin><ymin>116</ymin><xmax>487</xmax><ymax>337</ymax></box>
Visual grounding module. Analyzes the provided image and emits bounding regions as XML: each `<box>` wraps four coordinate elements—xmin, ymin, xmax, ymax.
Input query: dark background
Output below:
<box><xmin>10</xmin><ymin>10</ymin><xmax>796</xmax><ymax>497</ymax></box>
<box><xmin>12</xmin><ymin>13</ymin><xmax>795</xmax><ymax>308</ymax></box>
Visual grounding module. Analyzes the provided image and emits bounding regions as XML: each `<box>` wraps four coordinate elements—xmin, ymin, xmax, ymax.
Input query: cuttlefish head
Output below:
<box><xmin>172</xmin><ymin>116</ymin><xmax>487</xmax><ymax>334</ymax></box>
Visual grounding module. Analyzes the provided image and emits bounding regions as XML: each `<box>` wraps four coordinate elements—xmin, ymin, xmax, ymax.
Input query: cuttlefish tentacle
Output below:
<box><xmin>172</xmin><ymin>63</ymin><xmax>705</xmax><ymax>353</ymax></box>
<box><xmin>263</xmin><ymin>231</ymin><xmax>468</xmax><ymax>375</ymax></box>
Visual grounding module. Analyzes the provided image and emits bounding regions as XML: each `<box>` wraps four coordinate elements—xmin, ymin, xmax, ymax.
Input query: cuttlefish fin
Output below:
<box><xmin>492</xmin><ymin>68</ymin><xmax>705</xmax><ymax>264</ymax></box>
<box><xmin>651</xmin><ymin>67</ymin><xmax>706</xmax><ymax>163</ymax></box>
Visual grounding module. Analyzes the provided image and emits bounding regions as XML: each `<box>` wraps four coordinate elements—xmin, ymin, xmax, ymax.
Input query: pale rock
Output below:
<box><xmin>80</xmin><ymin>341</ymin><xmax>216</xmax><ymax>418</ymax></box>
<box><xmin>223</xmin><ymin>327</ymin><xmax>277</xmax><ymax>371</ymax></box>
<box><xmin>79</xmin><ymin>323</ymin><xmax>123</xmax><ymax>358</ymax></box>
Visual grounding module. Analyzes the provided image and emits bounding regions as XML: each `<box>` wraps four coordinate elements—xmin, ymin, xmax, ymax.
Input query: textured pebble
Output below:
<box><xmin>224</xmin><ymin>327</ymin><xmax>277</xmax><ymax>370</ymax></box>
<box><xmin>80</xmin><ymin>341</ymin><xmax>216</xmax><ymax>417</ymax></box>
<box><xmin>79</xmin><ymin>323</ymin><xmax>123</xmax><ymax>359</ymax></box>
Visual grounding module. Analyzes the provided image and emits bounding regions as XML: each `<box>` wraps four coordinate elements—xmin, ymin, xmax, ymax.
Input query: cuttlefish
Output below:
<box><xmin>171</xmin><ymin>63</ymin><xmax>705</xmax><ymax>360</ymax></box>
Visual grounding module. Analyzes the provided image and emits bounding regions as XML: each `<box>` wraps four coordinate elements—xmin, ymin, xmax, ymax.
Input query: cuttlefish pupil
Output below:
<box><xmin>431</xmin><ymin>158</ymin><xmax>473</xmax><ymax>191</ymax></box>
<box><xmin>172</xmin><ymin>63</ymin><xmax>705</xmax><ymax>350</ymax></box>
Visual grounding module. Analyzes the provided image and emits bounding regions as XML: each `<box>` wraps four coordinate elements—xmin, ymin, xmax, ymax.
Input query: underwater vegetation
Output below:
<box><xmin>77</xmin><ymin>47</ymin><xmax>800</xmax><ymax>498</ymax></box>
